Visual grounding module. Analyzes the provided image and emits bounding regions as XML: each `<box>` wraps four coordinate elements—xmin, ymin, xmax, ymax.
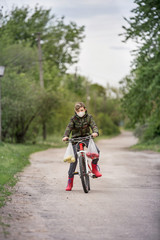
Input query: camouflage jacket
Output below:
<box><xmin>64</xmin><ymin>111</ymin><xmax>99</xmax><ymax>138</ymax></box>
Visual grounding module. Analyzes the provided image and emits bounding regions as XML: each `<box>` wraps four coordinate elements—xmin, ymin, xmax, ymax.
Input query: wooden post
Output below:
<box><xmin>37</xmin><ymin>33</ymin><xmax>46</xmax><ymax>140</ymax></box>
<box><xmin>0</xmin><ymin>76</ymin><xmax>2</xmax><ymax>142</ymax></box>
<box><xmin>0</xmin><ymin>66</ymin><xmax>5</xmax><ymax>142</ymax></box>
<box><xmin>37</xmin><ymin>32</ymin><xmax>44</xmax><ymax>88</ymax></box>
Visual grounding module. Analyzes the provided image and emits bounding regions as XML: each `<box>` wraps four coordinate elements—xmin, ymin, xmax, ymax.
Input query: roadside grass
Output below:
<box><xmin>36</xmin><ymin>134</ymin><xmax>65</xmax><ymax>148</ymax></box>
<box><xmin>0</xmin><ymin>134</ymin><xmax>66</xmax><ymax>208</ymax></box>
<box><xmin>130</xmin><ymin>137</ymin><xmax>160</xmax><ymax>152</ymax></box>
<box><xmin>0</xmin><ymin>135</ymin><xmax>65</xmax><ymax>236</ymax></box>
<box><xmin>0</xmin><ymin>142</ymin><xmax>53</xmax><ymax>208</ymax></box>
<box><xmin>0</xmin><ymin>134</ymin><xmax>70</xmax><ymax>209</ymax></box>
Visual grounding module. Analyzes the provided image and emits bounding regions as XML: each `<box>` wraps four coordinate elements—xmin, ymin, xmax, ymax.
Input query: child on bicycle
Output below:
<box><xmin>62</xmin><ymin>102</ymin><xmax>102</xmax><ymax>191</ymax></box>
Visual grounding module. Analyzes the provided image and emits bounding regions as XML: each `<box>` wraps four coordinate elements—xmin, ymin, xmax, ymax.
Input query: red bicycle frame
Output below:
<box><xmin>79</xmin><ymin>142</ymin><xmax>84</xmax><ymax>151</ymax></box>
<box><xmin>79</xmin><ymin>142</ymin><xmax>92</xmax><ymax>174</ymax></box>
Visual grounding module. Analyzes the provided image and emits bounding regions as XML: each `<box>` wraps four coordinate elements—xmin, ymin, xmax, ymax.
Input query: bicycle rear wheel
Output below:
<box><xmin>79</xmin><ymin>155</ymin><xmax>90</xmax><ymax>193</ymax></box>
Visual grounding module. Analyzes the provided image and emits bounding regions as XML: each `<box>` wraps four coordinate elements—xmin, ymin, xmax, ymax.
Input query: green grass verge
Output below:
<box><xmin>0</xmin><ymin>142</ymin><xmax>54</xmax><ymax>208</ymax></box>
<box><xmin>0</xmin><ymin>135</ymin><xmax>65</xmax><ymax>236</ymax></box>
<box><xmin>36</xmin><ymin>134</ymin><xmax>65</xmax><ymax>148</ymax></box>
<box><xmin>130</xmin><ymin>137</ymin><xmax>160</xmax><ymax>152</ymax></box>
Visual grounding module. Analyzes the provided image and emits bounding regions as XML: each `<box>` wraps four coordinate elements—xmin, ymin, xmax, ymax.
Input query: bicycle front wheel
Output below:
<box><xmin>79</xmin><ymin>155</ymin><xmax>90</xmax><ymax>193</ymax></box>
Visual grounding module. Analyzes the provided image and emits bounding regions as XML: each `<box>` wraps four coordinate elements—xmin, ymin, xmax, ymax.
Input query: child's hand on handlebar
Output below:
<box><xmin>91</xmin><ymin>133</ymin><xmax>98</xmax><ymax>138</ymax></box>
<box><xmin>62</xmin><ymin>136</ymin><xmax>69</xmax><ymax>142</ymax></box>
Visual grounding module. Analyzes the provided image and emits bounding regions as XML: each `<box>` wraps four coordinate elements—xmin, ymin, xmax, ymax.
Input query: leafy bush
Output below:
<box><xmin>97</xmin><ymin>113</ymin><xmax>120</xmax><ymax>135</ymax></box>
<box><xmin>2</xmin><ymin>73</ymin><xmax>56</xmax><ymax>143</ymax></box>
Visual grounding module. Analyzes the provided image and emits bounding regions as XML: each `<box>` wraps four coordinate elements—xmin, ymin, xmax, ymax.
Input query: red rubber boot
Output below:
<box><xmin>92</xmin><ymin>162</ymin><xmax>102</xmax><ymax>178</ymax></box>
<box><xmin>66</xmin><ymin>177</ymin><xmax>74</xmax><ymax>191</ymax></box>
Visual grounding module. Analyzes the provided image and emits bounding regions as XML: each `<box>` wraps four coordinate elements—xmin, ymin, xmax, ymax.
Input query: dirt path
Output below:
<box><xmin>0</xmin><ymin>131</ymin><xmax>160</xmax><ymax>240</ymax></box>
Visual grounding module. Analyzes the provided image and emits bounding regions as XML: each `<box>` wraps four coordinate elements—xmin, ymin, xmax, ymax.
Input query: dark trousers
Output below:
<box><xmin>68</xmin><ymin>139</ymin><xmax>100</xmax><ymax>178</ymax></box>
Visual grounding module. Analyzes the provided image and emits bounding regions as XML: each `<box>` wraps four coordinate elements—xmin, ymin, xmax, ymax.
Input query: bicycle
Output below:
<box><xmin>67</xmin><ymin>136</ymin><xmax>98</xmax><ymax>193</ymax></box>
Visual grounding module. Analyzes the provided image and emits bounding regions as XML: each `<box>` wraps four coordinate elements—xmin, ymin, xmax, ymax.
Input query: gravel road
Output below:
<box><xmin>0</xmin><ymin>131</ymin><xmax>160</xmax><ymax>240</ymax></box>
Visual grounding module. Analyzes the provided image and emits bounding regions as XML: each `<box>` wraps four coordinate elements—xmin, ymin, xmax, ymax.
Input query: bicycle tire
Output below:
<box><xmin>79</xmin><ymin>155</ymin><xmax>90</xmax><ymax>193</ymax></box>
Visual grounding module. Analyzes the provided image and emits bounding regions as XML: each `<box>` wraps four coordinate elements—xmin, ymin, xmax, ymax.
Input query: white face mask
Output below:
<box><xmin>77</xmin><ymin>111</ymin><xmax>85</xmax><ymax>118</ymax></box>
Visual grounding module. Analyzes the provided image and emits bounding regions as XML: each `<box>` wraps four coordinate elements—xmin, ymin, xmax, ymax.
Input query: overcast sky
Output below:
<box><xmin>1</xmin><ymin>0</ymin><xmax>136</xmax><ymax>87</ymax></box>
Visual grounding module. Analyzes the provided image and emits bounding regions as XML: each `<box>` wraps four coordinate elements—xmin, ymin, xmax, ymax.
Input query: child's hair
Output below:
<box><xmin>75</xmin><ymin>102</ymin><xmax>86</xmax><ymax>111</ymax></box>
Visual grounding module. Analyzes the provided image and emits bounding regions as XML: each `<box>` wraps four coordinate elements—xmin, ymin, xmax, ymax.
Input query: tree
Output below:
<box><xmin>2</xmin><ymin>72</ymin><xmax>56</xmax><ymax>143</ymax></box>
<box><xmin>0</xmin><ymin>6</ymin><xmax>85</xmax><ymax>73</ymax></box>
<box><xmin>89</xmin><ymin>83</ymin><xmax>121</xmax><ymax>135</ymax></box>
<box><xmin>0</xmin><ymin>5</ymin><xmax>122</xmax><ymax>142</ymax></box>
<box><xmin>121</xmin><ymin>0</ymin><xmax>160</xmax><ymax>140</ymax></box>
<box><xmin>0</xmin><ymin>5</ymin><xmax>85</xmax><ymax>142</ymax></box>
<box><xmin>0</xmin><ymin>44</ymin><xmax>38</xmax><ymax>75</ymax></box>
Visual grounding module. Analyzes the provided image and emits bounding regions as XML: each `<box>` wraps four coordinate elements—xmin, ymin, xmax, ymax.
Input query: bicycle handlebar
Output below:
<box><xmin>67</xmin><ymin>135</ymin><xmax>92</xmax><ymax>143</ymax></box>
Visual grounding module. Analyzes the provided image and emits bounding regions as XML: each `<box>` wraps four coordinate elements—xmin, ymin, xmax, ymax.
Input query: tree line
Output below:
<box><xmin>120</xmin><ymin>0</ymin><xmax>160</xmax><ymax>142</ymax></box>
<box><xmin>0</xmin><ymin>6</ymin><xmax>121</xmax><ymax>143</ymax></box>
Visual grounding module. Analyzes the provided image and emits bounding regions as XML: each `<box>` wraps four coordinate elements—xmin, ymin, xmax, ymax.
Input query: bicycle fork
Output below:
<box><xmin>77</xmin><ymin>151</ymin><xmax>88</xmax><ymax>174</ymax></box>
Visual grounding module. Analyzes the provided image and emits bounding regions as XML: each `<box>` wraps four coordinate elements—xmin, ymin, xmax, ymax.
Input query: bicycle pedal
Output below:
<box><xmin>73</xmin><ymin>172</ymin><xmax>79</xmax><ymax>175</ymax></box>
<box><xmin>92</xmin><ymin>174</ymin><xmax>98</xmax><ymax>179</ymax></box>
